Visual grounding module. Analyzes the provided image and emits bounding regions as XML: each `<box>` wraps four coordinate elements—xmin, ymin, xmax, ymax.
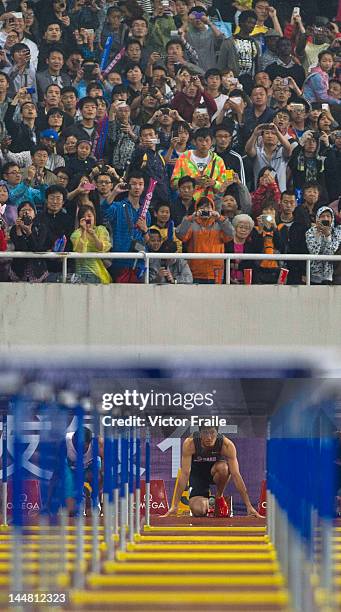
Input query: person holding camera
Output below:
<box><xmin>254</xmin><ymin>200</ymin><xmax>284</xmax><ymax>284</ymax></box>
<box><xmin>70</xmin><ymin>204</ymin><xmax>112</xmax><ymax>284</ymax></box>
<box><xmin>305</xmin><ymin>206</ymin><xmax>341</xmax><ymax>285</ymax></box>
<box><xmin>9</xmin><ymin>201</ymin><xmax>49</xmax><ymax>282</ymax></box>
<box><xmin>171</xmin><ymin>73</ymin><xmax>216</xmax><ymax>123</ymax></box>
<box><xmin>245</xmin><ymin>121</ymin><xmax>292</xmax><ymax>192</ymax></box>
<box><xmin>176</xmin><ymin>195</ymin><xmax>233</xmax><ymax>283</ymax></box>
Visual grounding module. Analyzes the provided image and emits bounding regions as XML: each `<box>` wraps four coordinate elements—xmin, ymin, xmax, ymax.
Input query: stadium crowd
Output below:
<box><xmin>0</xmin><ymin>0</ymin><xmax>340</xmax><ymax>284</ymax></box>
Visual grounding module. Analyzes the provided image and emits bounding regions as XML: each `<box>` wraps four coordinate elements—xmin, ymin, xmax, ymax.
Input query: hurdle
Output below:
<box><xmin>267</xmin><ymin>393</ymin><xmax>337</xmax><ymax>612</ymax></box>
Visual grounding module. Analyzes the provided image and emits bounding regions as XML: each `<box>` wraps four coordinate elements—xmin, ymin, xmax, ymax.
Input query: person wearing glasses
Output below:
<box><xmin>2</xmin><ymin>161</ymin><xmax>44</xmax><ymax>209</ymax></box>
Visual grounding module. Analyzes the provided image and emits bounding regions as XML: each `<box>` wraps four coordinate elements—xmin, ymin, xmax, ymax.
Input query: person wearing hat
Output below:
<box><xmin>39</xmin><ymin>129</ymin><xmax>65</xmax><ymax>171</ymax></box>
<box><xmin>260</xmin><ymin>29</ymin><xmax>281</xmax><ymax>71</ymax></box>
<box><xmin>175</xmin><ymin>195</ymin><xmax>233</xmax><ymax>283</ymax></box>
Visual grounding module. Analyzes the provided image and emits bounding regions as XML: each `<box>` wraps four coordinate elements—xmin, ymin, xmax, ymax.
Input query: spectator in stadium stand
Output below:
<box><xmin>0</xmin><ymin>0</ymin><xmax>339</xmax><ymax>284</ymax></box>
<box><xmin>4</xmin><ymin>91</ymin><xmax>39</xmax><ymax>154</ymax></box>
<box><xmin>66</xmin><ymin>140</ymin><xmax>97</xmax><ymax>177</ymax></box>
<box><xmin>129</xmin><ymin>124</ymin><xmax>171</xmax><ymax>203</ymax></box>
<box><xmin>108</xmin><ymin>100</ymin><xmax>139</xmax><ymax>175</ymax></box>
<box><xmin>295</xmin><ymin>15</ymin><xmax>332</xmax><ymax>75</ymax></box>
<box><xmin>242</xmin><ymin>85</ymin><xmax>276</xmax><ymax>141</ymax></box>
<box><xmin>101</xmin><ymin>172</ymin><xmax>151</xmax><ymax>283</ymax></box>
<box><xmin>0</xmin><ymin>181</ymin><xmax>17</xmax><ymax>228</ymax></box>
<box><xmin>61</xmin><ymin>87</ymin><xmax>81</xmax><ymax>123</ymax></box>
<box><xmin>149</xmin><ymin>238</ymin><xmax>193</xmax><ymax>284</ymax></box>
<box><xmin>216</xmin><ymin>177</ymin><xmax>252</xmax><ymax>217</ymax></box>
<box><xmin>306</xmin><ymin>206</ymin><xmax>341</xmax><ymax>284</ymax></box>
<box><xmin>21</xmin><ymin>145</ymin><xmax>58</xmax><ymax>193</ymax></box>
<box><xmin>253</xmin><ymin>199</ymin><xmax>284</xmax><ymax>284</ymax></box>
<box><xmin>70</xmin><ymin>205</ymin><xmax>112</xmax><ymax>284</ymax></box>
<box><xmin>184</xmin><ymin>6</ymin><xmax>223</xmax><ymax>73</ymax></box>
<box><xmin>217</xmin><ymin>10</ymin><xmax>260</xmax><ymax>83</ymax></box>
<box><xmin>170</xmin><ymin>175</ymin><xmax>196</xmax><ymax>226</ymax></box>
<box><xmin>148</xmin><ymin>202</ymin><xmax>182</xmax><ymax>251</ymax></box>
<box><xmin>148</xmin><ymin>228</ymin><xmax>162</xmax><ymax>253</ymax></box>
<box><xmin>8</xmin><ymin>201</ymin><xmax>49</xmax><ymax>283</ymax></box>
<box><xmin>36</xmin><ymin>47</ymin><xmax>72</xmax><ymax>101</ymax></box>
<box><xmin>171</xmin><ymin>74</ymin><xmax>217</xmax><ymax>124</ymax></box>
<box><xmin>171</xmin><ymin>127</ymin><xmax>226</xmax><ymax>203</ymax></box>
<box><xmin>163</xmin><ymin>38</ymin><xmax>204</xmax><ymax>79</ymax></box>
<box><xmin>39</xmin><ymin>130</ymin><xmax>66</xmax><ymax>171</ymax></box>
<box><xmin>245</xmin><ymin>121</ymin><xmax>292</xmax><ymax>192</ymax></box>
<box><xmin>303</xmin><ymin>50</ymin><xmax>341</xmax><ymax>106</ymax></box>
<box><xmin>287</xmin><ymin>131</ymin><xmax>327</xmax><ymax>194</ymax></box>
<box><xmin>251</xmin><ymin>166</ymin><xmax>281</xmax><ymax>219</ymax></box>
<box><xmin>287</xmin><ymin>98</ymin><xmax>311</xmax><ymax>140</ymax></box>
<box><xmin>266</xmin><ymin>37</ymin><xmax>306</xmax><ymax>89</ymax></box>
<box><xmin>35</xmin><ymin>184</ymin><xmax>74</xmax><ymax>280</ymax></box>
<box><xmin>259</xmin><ymin>29</ymin><xmax>281</xmax><ymax>71</ymax></box>
<box><xmin>175</xmin><ymin>195</ymin><xmax>233</xmax><ymax>284</ymax></box>
<box><xmin>2</xmin><ymin>161</ymin><xmax>44</xmax><ymax>209</ymax></box>
<box><xmin>212</xmin><ymin>122</ymin><xmax>246</xmax><ymax>185</ymax></box>
<box><xmin>325</xmin><ymin>130</ymin><xmax>341</xmax><ymax>202</ymax></box>
<box><xmin>225</xmin><ymin>214</ymin><xmax>259</xmax><ymax>284</ymax></box>
<box><xmin>63</xmin><ymin>97</ymin><xmax>98</xmax><ymax>143</ymax></box>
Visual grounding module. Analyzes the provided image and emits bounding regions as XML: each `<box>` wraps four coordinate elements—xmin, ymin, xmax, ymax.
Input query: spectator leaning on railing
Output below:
<box><xmin>176</xmin><ymin>195</ymin><xmax>233</xmax><ymax>284</ymax></box>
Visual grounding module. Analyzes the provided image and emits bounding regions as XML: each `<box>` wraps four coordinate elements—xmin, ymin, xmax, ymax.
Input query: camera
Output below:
<box><xmin>200</xmin><ymin>210</ymin><xmax>210</xmax><ymax>217</ymax></box>
<box><xmin>149</xmin><ymin>87</ymin><xmax>159</xmax><ymax>97</ymax></box>
<box><xmin>321</xmin><ymin>220</ymin><xmax>330</xmax><ymax>227</ymax></box>
<box><xmin>22</xmin><ymin>213</ymin><xmax>33</xmax><ymax>226</ymax></box>
<box><xmin>261</xmin><ymin>214</ymin><xmax>273</xmax><ymax>225</ymax></box>
<box><xmin>161</xmin><ymin>108</ymin><xmax>170</xmax><ymax>115</ymax></box>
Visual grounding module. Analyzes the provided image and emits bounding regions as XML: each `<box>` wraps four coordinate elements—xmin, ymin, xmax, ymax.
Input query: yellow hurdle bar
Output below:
<box><xmin>0</xmin><ymin>562</ymin><xmax>86</xmax><ymax>571</ymax></box>
<box><xmin>115</xmin><ymin>551</ymin><xmax>276</xmax><ymax>562</ymax></box>
<box><xmin>0</xmin><ymin>543</ymin><xmax>94</xmax><ymax>551</ymax></box>
<box><xmin>127</xmin><ymin>543</ymin><xmax>273</xmax><ymax>552</ymax></box>
<box><xmin>0</xmin><ymin>534</ymin><xmax>106</xmax><ymax>541</ymax></box>
<box><xmin>87</xmin><ymin>573</ymin><xmax>285</xmax><ymax>587</ymax></box>
<box><xmin>71</xmin><ymin>590</ymin><xmax>289</xmax><ymax>606</ymax></box>
<box><xmin>104</xmin><ymin>561</ymin><xmax>280</xmax><ymax>573</ymax></box>
<box><xmin>143</xmin><ymin>526</ymin><xmax>266</xmax><ymax>532</ymax></box>
<box><xmin>135</xmin><ymin>535</ymin><xmax>267</xmax><ymax>542</ymax></box>
<box><xmin>0</xmin><ymin>551</ymin><xmax>92</xmax><ymax>561</ymax></box>
<box><xmin>0</xmin><ymin>574</ymin><xmax>39</xmax><ymax>586</ymax></box>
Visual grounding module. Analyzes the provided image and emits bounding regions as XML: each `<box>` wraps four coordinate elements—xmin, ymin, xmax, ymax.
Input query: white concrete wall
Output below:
<box><xmin>1</xmin><ymin>284</ymin><xmax>341</xmax><ymax>350</ymax></box>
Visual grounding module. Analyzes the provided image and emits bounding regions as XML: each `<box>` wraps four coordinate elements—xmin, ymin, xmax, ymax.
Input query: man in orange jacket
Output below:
<box><xmin>175</xmin><ymin>196</ymin><xmax>233</xmax><ymax>283</ymax></box>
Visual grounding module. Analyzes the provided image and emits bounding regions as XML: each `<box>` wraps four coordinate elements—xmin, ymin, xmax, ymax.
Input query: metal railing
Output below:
<box><xmin>0</xmin><ymin>251</ymin><xmax>340</xmax><ymax>284</ymax></box>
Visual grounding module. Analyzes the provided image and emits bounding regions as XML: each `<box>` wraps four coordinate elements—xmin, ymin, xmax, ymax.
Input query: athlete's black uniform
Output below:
<box><xmin>189</xmin><ymin>432</ymin><xmax>228</xmax><ymax>498</ymax></box>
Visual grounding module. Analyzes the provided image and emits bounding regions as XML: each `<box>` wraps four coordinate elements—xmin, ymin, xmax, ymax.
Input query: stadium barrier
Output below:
<box><xmin>0</xmin><ymin>251</ymin><xmax>341</xmax><ymax>284</ymax></box>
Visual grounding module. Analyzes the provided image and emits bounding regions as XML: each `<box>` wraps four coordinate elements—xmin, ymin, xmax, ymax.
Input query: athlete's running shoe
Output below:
<box><xmin>215</xmin><ymin>495</ymin><xmax>228</xmax><ymax>517</ymax></box>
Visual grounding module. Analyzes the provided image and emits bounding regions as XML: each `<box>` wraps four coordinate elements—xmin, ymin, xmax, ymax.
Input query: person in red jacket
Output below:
<box><xmin>171</xmin><ymin>74</ymin><xmax>217</xmax><ymax>123</ymax></box>
<box><xmin>0</xmin><ymin>221</ymin><xmax>6</xmax><ymax>252</ymax></box>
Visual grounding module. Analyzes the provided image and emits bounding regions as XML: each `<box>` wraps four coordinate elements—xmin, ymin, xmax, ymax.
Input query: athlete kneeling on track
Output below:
<box><xmin>164</xmin><ymin>426</ymin><xmax>262</xmax><ymax>518</ymax></box>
